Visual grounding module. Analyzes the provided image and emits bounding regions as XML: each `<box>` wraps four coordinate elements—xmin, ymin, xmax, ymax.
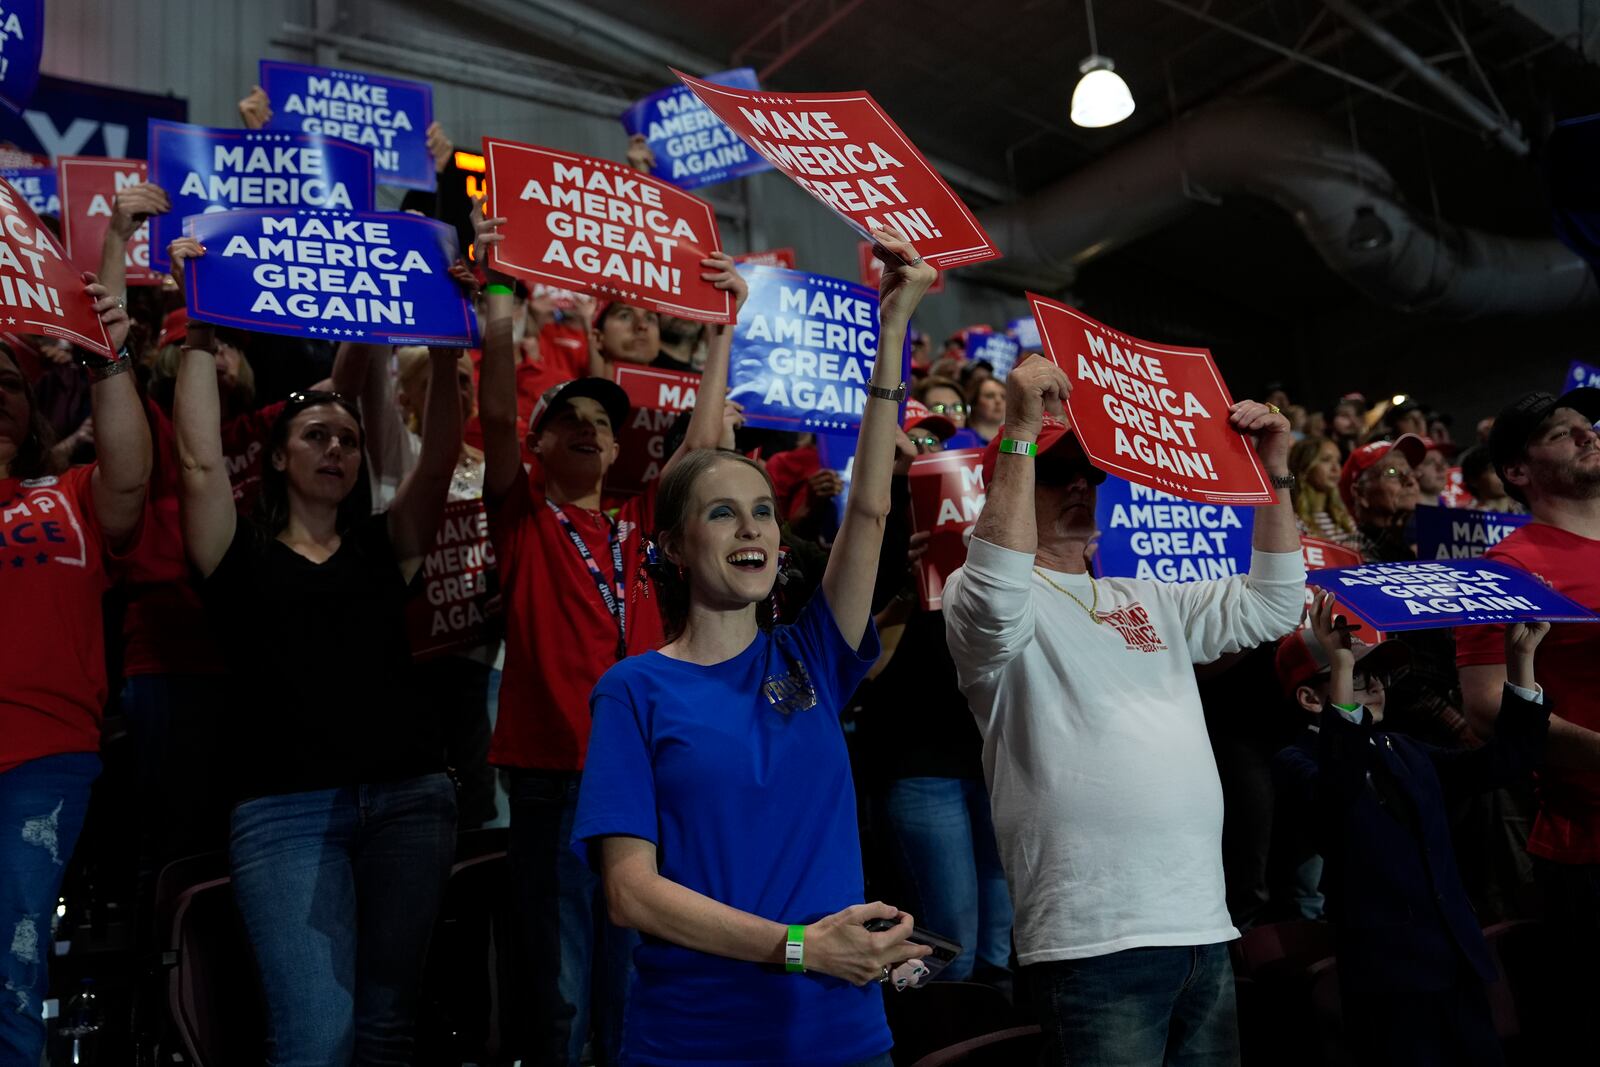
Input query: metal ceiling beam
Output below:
<box><xmin>731</xmin><ymin>0</ymin><xmax>869</xmax><ymax>81</ymax></box>
<box><xmin>461</xmin><ymin>0</ymin><xmax>725</xmax><ymax>80</ymax></box>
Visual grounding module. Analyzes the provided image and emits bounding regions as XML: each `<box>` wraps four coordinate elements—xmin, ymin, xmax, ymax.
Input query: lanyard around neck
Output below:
<box><xmin>546</xmin><ymin>500</ymin><xmax>627</xmax><ymax>660</ymax></box>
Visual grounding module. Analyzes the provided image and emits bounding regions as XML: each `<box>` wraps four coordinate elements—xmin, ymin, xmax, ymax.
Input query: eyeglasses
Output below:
<box><xmin>928</xmin><ymin>402</ymin><xmax>968</xmax><ymax>416</ymax></box>
<box><xmin>1371</xmin><ymin>466</ymin><xmax>1417</xmax><ymax>483</ymax></box>
<box><xmin>908</xmin><ymin>433</ymin><xmax>943</xmax><ymax>449</ymax></box>
<box><xmin>287</xmin><ymin>389</ymin><xmax>351</xmax><ymax>406</ymax></box>
<box><xmin>1351</xmin><ymin>672</ymin><xmax>1388</xmax><ymax>694</ymax></box>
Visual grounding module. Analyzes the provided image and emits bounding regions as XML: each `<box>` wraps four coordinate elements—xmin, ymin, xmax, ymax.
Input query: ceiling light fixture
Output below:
<box><xmin>1071</xmin><ymin>0</ymin><xmax>1135</xmax><ymax>128</ymax></box>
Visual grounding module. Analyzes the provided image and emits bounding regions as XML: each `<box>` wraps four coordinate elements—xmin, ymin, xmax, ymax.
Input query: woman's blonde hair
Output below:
<box><xmin>1289</xmin><ymin>435</ymin><xmax>1356</xmax><ymax>534</ymax></box>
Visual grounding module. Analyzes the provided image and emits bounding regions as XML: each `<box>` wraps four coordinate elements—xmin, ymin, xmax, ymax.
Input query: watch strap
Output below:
<box><xmin>866</xmin><ymin>382</ymin><xmax>906</xmax><ymax>402</ymax></box>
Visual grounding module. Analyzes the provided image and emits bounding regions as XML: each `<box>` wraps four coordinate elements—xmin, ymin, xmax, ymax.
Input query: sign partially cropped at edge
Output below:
<box><xmin>1566</xmin><ymin>358</ymin><xmax>1600</xmax><ymax>391</ymax></box>
<box><xmin>1029</xmin><ymin>293</ymin><xmax>1275</xmax><ymax>506</ymax></box>
<box><xmin>0</xmin><ymin>176</ymin><xmax>111</xmax><ymax>354</ymax></box>
<box><xmin>619</xmin><ymin>67</ymin><xmax>773</xmax><ymax>191</ymax></box>
<box><xmin>675</xmin><ymin>69</ymin><xmax>1000</xmax><ymax>271</ymax></box>
<box><xmin>1299</xmin><ymin>536</ymin><xmax>1382</xmax><ymax>645</ymax></box>
<box><xmin>406</xmin><ymin>498</ymin><xmax>500</xmax><ymax>660</ymax></box>
<box><xmin>260</xmin><ymin>60</ymin><xmax>435</xmax><ymax>191</ymax></box>
<box><xmin>0</xmin><ymin>1</ymin><xmax>43</xmax><ymax>114</ymax></box>
<box><xmin>483</xmin><ymin>136</ymin><xmax>732</xmax><ymax>324</ymax></box>
<box><xmin>1093</xmin><ymin>475</ymin><xmax>1254</xmax><ymax>583</ymax></box>
<box><xmin>0</xmin><ymin>74</ymin><xmax>187</xmax><ymax>163</ymax></box>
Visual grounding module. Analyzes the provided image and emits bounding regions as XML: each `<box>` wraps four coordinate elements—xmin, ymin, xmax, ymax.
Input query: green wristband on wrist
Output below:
<box><xmin>1331</xmin><ymin>702</ymin><xmax>1363</xmax><ymax>713</ymax></box>
<box><xmin>784</xmin><ymin>924</ymin><xmax>806</xmax><ymax>974</ymax></box>
<box><xmin>485</xmin><ymin>283</ymin><xmax>514</xmax><ymax>296</ymax></box>
<box><xmin>998</xmin><ymin>438</ymin><xmax>1038</xmax><ymax>457</ymax></box>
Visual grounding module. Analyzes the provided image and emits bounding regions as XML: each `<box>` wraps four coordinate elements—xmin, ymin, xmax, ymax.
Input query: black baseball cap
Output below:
<box><xmin>1489</xmin><ymin>387</ymin><xmax>1600</xmax><ymax>502</ymax></box>
<box><xmin>530</xmin><ymin>377</ymin><xmax>630</xmax><ymax>437</ymax></box>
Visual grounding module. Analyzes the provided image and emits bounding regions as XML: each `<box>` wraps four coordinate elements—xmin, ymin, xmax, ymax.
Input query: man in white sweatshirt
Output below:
<box><xmin>943</xmin><ymin>356</ymin><xmax>1305</xmax><ymax>1067</ymax></box>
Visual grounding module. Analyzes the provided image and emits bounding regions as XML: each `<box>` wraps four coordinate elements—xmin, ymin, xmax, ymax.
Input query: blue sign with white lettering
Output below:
<box><xmin>729</xmin><ymin>264</ymin><xmax>899</xmax><ymax>434</ymax></box>
<box><xmin>1092</xmin><ymin>475</ymin><xmax>1254</xmax><ymax>583</ymax></box>
<box><xmin>147</xmin><ymin>120</ymin><xmax>375</xmax><ymax>272</ymax></box>
<box><xmin>1566</xmin><ymin>359</ymin><xmax>1600</xmax><ymax>391</ymax></box>
<box><xmin>260</xmin><ymin>60</ymin><xmax>434</xmax><ymax>192</ymax></box>
<box><xmin>1007</xmin><ymin>315</ymin><xmax>1040</xmax><ymax>350</ymax></box>
<box><xmin>966</xmin><ymin>331</ymin><xmax>1021</xmax><ymax>380</ymax></box>
<box><xmin>619</xmin><ymin>67</ymin><xmax>773</xmax><ymax>191</ymax></box>
<box><xmin>0</xmin><ymin>74</ymin><xmax>186</xmax><ymax>162</ymax></box>
<box><xmin>0</xmin><ymin>1</ymin><xmax>42</xmax><ymax>114</ymax></box>
<box><xmin>183</xmin><ymin>209</ymin><xmax>477</xmax><ymax>348</ymax></box>
<box><xmin>1307</xmin><ymin>559</ymin><xmax>1598</xmax><ymax>631</ymax></box>
<box><xmin>1414</xmin><ymin>506</ymin><xmax>1531</xmax><ymax>561</ymax></box>
<box><xmin>0</xmin><ymin>166</ymin><xmax>53</xmax><ymax>215</ymax></box>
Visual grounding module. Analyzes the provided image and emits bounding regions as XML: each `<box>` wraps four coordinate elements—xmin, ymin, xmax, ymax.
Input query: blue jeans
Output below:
<box><xmin>509</xmin><ymin>769</ymin><xmax>635</xmax><ymax>1066</ymax></box>
<box><xmin>882</xmin><ymin>776</ymin><xmax>1013</xmax><ymax>981</ymax></box>
<box><xmin>230</xmin><ymin>773</ymin><xmax>457</xmax><ymax>1067</ymax></box>
<box><xmin>0</xmin><ymin>752</ymin><xmax>99</xmax><ymax>1066</ymax></box>
<box><xmin>1026</xmin><ymin>943</ymin><xmax>1239</xmax><ymax>1067</ymax></box>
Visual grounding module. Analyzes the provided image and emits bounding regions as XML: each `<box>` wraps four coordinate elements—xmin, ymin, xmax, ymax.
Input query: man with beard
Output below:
<box><xmin>1456</xmin><ymin>388</ymin><xmax>1600</xmax><ymax>1062</ymax></box>
<box><xmin>651</xmin><ymin>314</ymin><xmax>705</xmax><ymax>374</ymax></box>
<box><xmin>942</xmin><ymin>356</ymin><xmax>1304</xmax><ymax>1066</ymax></box>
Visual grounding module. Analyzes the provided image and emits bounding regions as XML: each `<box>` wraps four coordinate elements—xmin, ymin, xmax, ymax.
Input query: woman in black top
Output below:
<box><xmin>168</xmin><ymin>237</ymin><xmax>463</xmax><ymax>1066</ymax></box>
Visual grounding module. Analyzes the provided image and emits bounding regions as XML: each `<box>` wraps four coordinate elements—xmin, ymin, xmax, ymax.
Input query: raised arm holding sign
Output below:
<box><xmin>260</xmin><ymin>60</ymin><xmax>436</xmax><ymax>191</ymax></box>
<box><xmin>0</xmin><ymin>177</ymin><xmax>112</xmax><ymax>355</ymax></box>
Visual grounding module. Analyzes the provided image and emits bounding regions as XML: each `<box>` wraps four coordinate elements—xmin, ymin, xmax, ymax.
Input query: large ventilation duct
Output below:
<box><xmin>975</xmin><ymin>100</ymin><xmax>1596</xmax><ymax>318</ymax></box>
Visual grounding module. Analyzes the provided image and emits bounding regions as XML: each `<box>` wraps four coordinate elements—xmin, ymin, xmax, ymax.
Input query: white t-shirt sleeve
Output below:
<box><xmin>943</xmin><ymin>536</ymin><xmax>1039</xmax><ymax>685</ymax></box>
<box><xmin>1163</xmin><ymin>548</ymin><xmax>1307</xmax><ymax>664</ymax></box>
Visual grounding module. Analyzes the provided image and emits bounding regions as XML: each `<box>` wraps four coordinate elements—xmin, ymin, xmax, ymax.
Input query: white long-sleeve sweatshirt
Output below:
<box><xmin>943</xmin><ymin>537</ymin><xmax>1306</xmax><ymax>964</ymax></box>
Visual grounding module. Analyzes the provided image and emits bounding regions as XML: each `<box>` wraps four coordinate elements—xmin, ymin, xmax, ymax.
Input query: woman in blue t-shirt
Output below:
<box><xmin>573</xmin><ymin>229</ymin><xmax>939</xmax><ymax>1067</ymax></box>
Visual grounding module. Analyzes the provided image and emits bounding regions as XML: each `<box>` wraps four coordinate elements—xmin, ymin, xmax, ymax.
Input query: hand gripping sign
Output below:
<box><xmin>406</xmin><ymin>498</ymin><xmax>501</xmax><ymax>660</ymax></box>
<box><xmin>729</xmin><ymin>264</ymin><xmax>899</xmax><ymax>434</ymax></box>
<box><xmin>0</xmin><ymin>1</ymin><xmax>42</xmax><ymax>114</ymax></box>
<box><xmin>857</xmin><ymin>239</ymin><xmax>943</xmax><ymax>293</ymax></box>
<box><xmin>676</xmin><ymin>70</ymin><xmax>1000</xmax><ymax>270</ymax></box>
<box><xmin>1306</xmin><ymin>558</ymin><xmax>1599</xmax><ymax>632</ymax></box>
<box><xmin>1299</xmin><ymin>537</ymin><xmax>1382</xmax><ymax>645</ymax></box>
<box><xmin>908</xmin><ymin>448</ymin><xmax>986</xmax><ymax>610</ymax></box>
<box><xmin>619</xmin><ymin>67</ymin><xmax>773</xmax><ymax>191</ymax></box>
<box><xmin>0</xmin><ymin>177</ymin><xmax>110</xmax><ymax>355</ymax></box>
<box><xmin>0</xmin><ymin>166</ymin><xmax>52</xmax><ymax>214</ymax></box>
<box><xmin>484</xmin><ymin>137</ymin><xmax>732</xmax><ymax>324</ymax></box>
<box><xmin>1093</xmin><ymin>475</ymin><xmax>1254</xmax><ymax>583</ymax></box>
<box><xmin>606</xmin><ymin>364</ymin><xmax>701</xmax><ymax>496</ymax></box>
<box><xmin>1414</xmin><ymin>506</ymin><xmax>1532</xmax><ymax>561</ymax></box>
<box><xmin>58</xmin><ymin>158</ymin><xmax>158</xmax><ymax>285</ymax></box>
<box><xmin>183</xmin><ymin>209</ymin><xmax>479</xmax><ymax>348</ymax></box>
<box><xmin>260</xmin><ymin>60</ymin><xmax>435</xmax><ymax>191</ymax></box>
<box><xmin>147</xmin><ymin>119</ymin><xmax>375</xmax><ymax>272</ymax></box>
<box><xmin>1028</xmin><ymin>294</ymin><xmax>1275</xmax><ymax>506</ymax></box>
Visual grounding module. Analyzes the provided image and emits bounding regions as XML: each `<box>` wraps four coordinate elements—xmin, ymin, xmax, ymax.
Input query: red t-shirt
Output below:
<box><xmin>487</xmin><ymin>474</ymin><xmax>664</xmax><ymax>771</ymax></box>
<box><xmin>118</xmin><ymin>399</ymin><xmax>285</xmax><ymax>677</ymax></box>
<box><xmin>1456</xmin><ymin>522</ymin><xmax>1600</xmax><ymax>863</ymax></box>
<box><xmin>765</xmin><ymin>445</ymin><xmax>821</xmax><ymax>521</ymax></box>
<box><xmin>1</xmin><ymin>466</ymin><xmax>120</xmax><ymax>773</ymax></box>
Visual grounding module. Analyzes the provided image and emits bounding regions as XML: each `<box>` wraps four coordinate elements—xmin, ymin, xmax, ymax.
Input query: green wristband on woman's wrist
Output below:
<box><xmin>784</xmin><ymin>924</ymin><xmax>806</xmax><ymax>973</ymax></box>
<box><xmin>485</xmin><ymin>283</ymin><xmax>514</xmax><ymax>296</ymax></box>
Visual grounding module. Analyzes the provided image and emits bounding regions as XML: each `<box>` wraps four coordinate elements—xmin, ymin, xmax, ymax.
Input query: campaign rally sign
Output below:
<box><xmin>620</xmin><ymin>67</ymin><xmax>773</xmax><ymax>191</ymax></box>
<box><xmin>0</xmin><ymin>177</ymin><xmax>110</xmax><ymax>354</ymax></box>
<box><xmin>1566</xmin><ymin>359</ymin><xmax>1600</xmax><ymax>391</ymax></box>
<box><xmin>0</xmin><ymin>1</ymin><xmax>42</xmax><ymax>114</ymax></box>
<box><xmin>966</xmin><ymin>331</ymin><xmax>1020</xmax><ymax>379</ymax></box>
<box><xmin>1307</xmin><ymin>559</ymin><xmax>1599</xmax><ymax>632</ymax></box>
<box><xmin>0</xmin><ymin>74</ymin><xmax>186</xmax><ymax>162</ymax></box>
<box><xmin>57</xmin><ymin>157</ymin><xmax>157</xmax><ymax>285</ymax></box>
<box><xmin>0</xmin><ymin>166</ymin><xmax>52</xmax><ymax>214</ymax></box>
<box><xmin>260</xmin><ymin>60</ymin><xmax>434</xmax><ymax>191</ymax></box>
<box><xmin>147</xmin><ymin>119</ymin><xmax>375</xmax><ymax>272</ymax></box>
<box><xmin>183</xmin><ymin>209</ymin><xmax>478</xmax><ymax>347</ymax></box>
<box><xmin>1300</xmin><ymin>536</ymin><xmax>1382</xmax><ymax>645</ymax></box>
<box><xmin>1415</xmin><ymin>506</ymin><xmax>1531</xmax><ymax>561</ymax></box>
<box><xmin>1008</xmin><ymin>314</ymin><xmax>1041</xmax><ymax>350</ymax></box>
<box><xmin>606</xmin><ymin>364</ymin><xmax>700</xmax><ymax>495</ymax></box>
<box><xmin>484</xmin><ymin>137</ymin><xmax>732</xmax><ymax>324</ymax></box>
<box><xmin>677</xmin><ymin>70</ymin><xmax>999</xmax><ymax>270</ymax></box>
<box><xmin>1029</xmin><ymin>294</ymin><xmax>1274</xmax><ymax>506</ymax></box>
<box><xmin>908</xmin><ymin>448</ymin><xmax>985</xmax><ymax>610</ymax></box>
<box><xmin>1093</xmin><ymin>475</ymin><xmax>1254</xmax><ymax>583</ymax></box>
<box><xmin>733</xmin><ymin>246</ymin><xmax>795</xmax><ymax>269</ymax></box>
<box><xmin>856</xmin><ymin>238</ymin><xmax>944</xmax><ymax>293</ymax></box>
<box><xmin>728</xmin><ymin>264</ymin><xmax>893</xmax><ymax>434</ymax></box>
<box><xmin>406</xmin><ymin>499</ymin><xmax>500</xmax><ymax>660</ymax></box>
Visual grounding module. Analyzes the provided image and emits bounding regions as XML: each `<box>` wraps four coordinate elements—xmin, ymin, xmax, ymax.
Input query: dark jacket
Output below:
<box><xmin>1272</xmin><ymin>686</ymin><xmax>1550</xmax><ymax>992</ymax></box>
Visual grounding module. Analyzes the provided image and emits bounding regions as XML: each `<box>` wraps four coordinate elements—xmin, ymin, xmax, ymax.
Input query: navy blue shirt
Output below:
<box><xmin>573</xmin><ymin>592</ymin><xmax>886</xmax><ymax>1066</ymax></box>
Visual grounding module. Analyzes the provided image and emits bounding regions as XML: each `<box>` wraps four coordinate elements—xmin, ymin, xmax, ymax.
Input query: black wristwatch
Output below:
<box><xmin>867</xmin><ymin>382</ymin><xmax>907</xmax><ymax>402</ymax></box>
<box><xmin>1270</xmin><ymin>473</ymin><xmax>1296</xmax><ymax>489</ymax></box>
<box><xmin>76</xmin><ymin>341</ymin><xmax>132</xmax><ymax>381</ymax></box>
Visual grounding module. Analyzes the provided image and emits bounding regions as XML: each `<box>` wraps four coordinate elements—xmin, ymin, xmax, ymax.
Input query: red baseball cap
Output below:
<box><xmin>1274</xmin><ymin>627</ymin><xmax>1411</xmax><ymax>698</ymax></box>
<box><xmin>157</xmin><ymin>307</ymin><xmax>188</xmax><ymax>349</ymax></box>
<box><xmin>1338</xmin><ymin>433</ymin><xmax>1427</xmax><ymax>511</ymax></box>
<box><xmin>979</xmin><ymin>412</ymin><xmax>1105</xmax><ymax>486</ymax></box>
<box><xmin>904</xmin><ymin>398</ymin><xmax>956</xmax><ymax>440</ymax></box>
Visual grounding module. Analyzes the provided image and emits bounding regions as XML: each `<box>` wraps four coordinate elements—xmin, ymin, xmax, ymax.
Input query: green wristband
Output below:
<box><xmin>1331</xmin><ymin>702</ymin><xmax>1363</xmax><ymax>713</ymax></box>
<box><xmin>784</xmin><ymin>924</ymin><xmax>806</xmax><ymax>974</ymax></box>
<box><xmin>998</xmin><ymin>438</ymin><xmax>1038</xmax><ymax>457</ymax></box>
<box><xmin>485</xmin><ymin>283</ymin><xmax>514</xmax><ymax>297</ymax></box>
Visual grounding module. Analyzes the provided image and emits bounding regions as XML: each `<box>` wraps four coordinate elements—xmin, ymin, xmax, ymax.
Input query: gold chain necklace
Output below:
<box><xmin>1033</xmin><ymin>567</ymin><xmax>1103</xmax><ymax>624</ymax></box>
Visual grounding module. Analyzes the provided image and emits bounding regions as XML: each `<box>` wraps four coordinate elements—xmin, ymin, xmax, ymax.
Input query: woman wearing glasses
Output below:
<box><xmin>168</xmin><ymin>237</ymin><xmax>465</xmax><ymax>1065</ymax></box>
<box><xmin>915</xmin><ymin>376</ymin><xmax>984</xmax><ymax>449</ymax></box>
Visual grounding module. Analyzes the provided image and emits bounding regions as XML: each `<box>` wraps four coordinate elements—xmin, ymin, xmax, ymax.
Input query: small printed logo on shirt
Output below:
<box><xmin>1096</xmin><ymin>603</ymin><xmax>1168</xmax><ymax>654</ymax></box>
<box><xmin>762</xmin><ymin>661</ymin><xmax>817</xmax><ymax>715</ymax></box>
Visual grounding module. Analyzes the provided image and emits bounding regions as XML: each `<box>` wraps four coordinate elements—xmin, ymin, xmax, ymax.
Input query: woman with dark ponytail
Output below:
<box><xmin>573</xmin><ymin>229</ymin><xmax>939</xmax><ymax>1067</ymax></box>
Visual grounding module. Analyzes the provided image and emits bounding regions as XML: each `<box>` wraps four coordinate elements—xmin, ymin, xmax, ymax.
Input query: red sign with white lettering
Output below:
<box><xmin>675</xmin><ymin>70</ymin><xmax>999</xmax><ymax>271</ymax></box>
<box><xmin>57</xmin><ymin>157</ymin><xmax>158</xmax><ymax>286</ymax></box>
<box><xmin>0</xmin><ymin>178</ymin><xmax>111</xmax><ymax>356</ymax></box>
<box><xmin>1440</xmin><ymin>466</ymin><xmax>1474</xmax><ymax>508</ymax></box>
<box><xmin>1299</xmin><ymin>536</ymin><xmax>1383</xmax><ymax>645</ymax></box>
<box><xmin>406</xmin><ymin>498</ymin><xmax>502</xmax><ymax>660</ymax></box>
<box><xmin>484</xmin><ymin>137</ymin><xmax>733</xmax><ymax>324</ymax></box>
<box><xmin>733</xmin><ymin>247</ymin><xmax>796</xmax><ymax>269</ymax></box>
<box><xmin>858</xmin><ymin>239</ymin><xmax>943</xmax><ymax>294</ymax></box>
<box><xmin>606</xmin><ymin>364</ymin><xmax>701</xmax><ymax>496</ymax></box>
<box><xmin>908</xmin><ymin>448</ymin><xmax>986</xmax><ymax>610</ymax></box>
<box><xmin>1029</xmin><ymin>294</ymin><xmax>1272</xmax><ymax>507</ymax></box>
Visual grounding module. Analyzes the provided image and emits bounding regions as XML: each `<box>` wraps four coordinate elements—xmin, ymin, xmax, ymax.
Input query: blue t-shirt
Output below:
<box><xmin>944</xmin><ymin>427</ymin><xmax>985</xmax><ymax>450</ymax></box>
<box><xmin>573</xmin><ymin>592</ymin><xmax>886</xmax><ymax>1066</ymax></box>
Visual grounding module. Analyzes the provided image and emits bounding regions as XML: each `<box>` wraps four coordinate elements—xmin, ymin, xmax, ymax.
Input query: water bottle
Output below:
<box><xmin>57</xmin><ymin>978</ymin><xmax>101</xmax><ymax>1065</ymax></box>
